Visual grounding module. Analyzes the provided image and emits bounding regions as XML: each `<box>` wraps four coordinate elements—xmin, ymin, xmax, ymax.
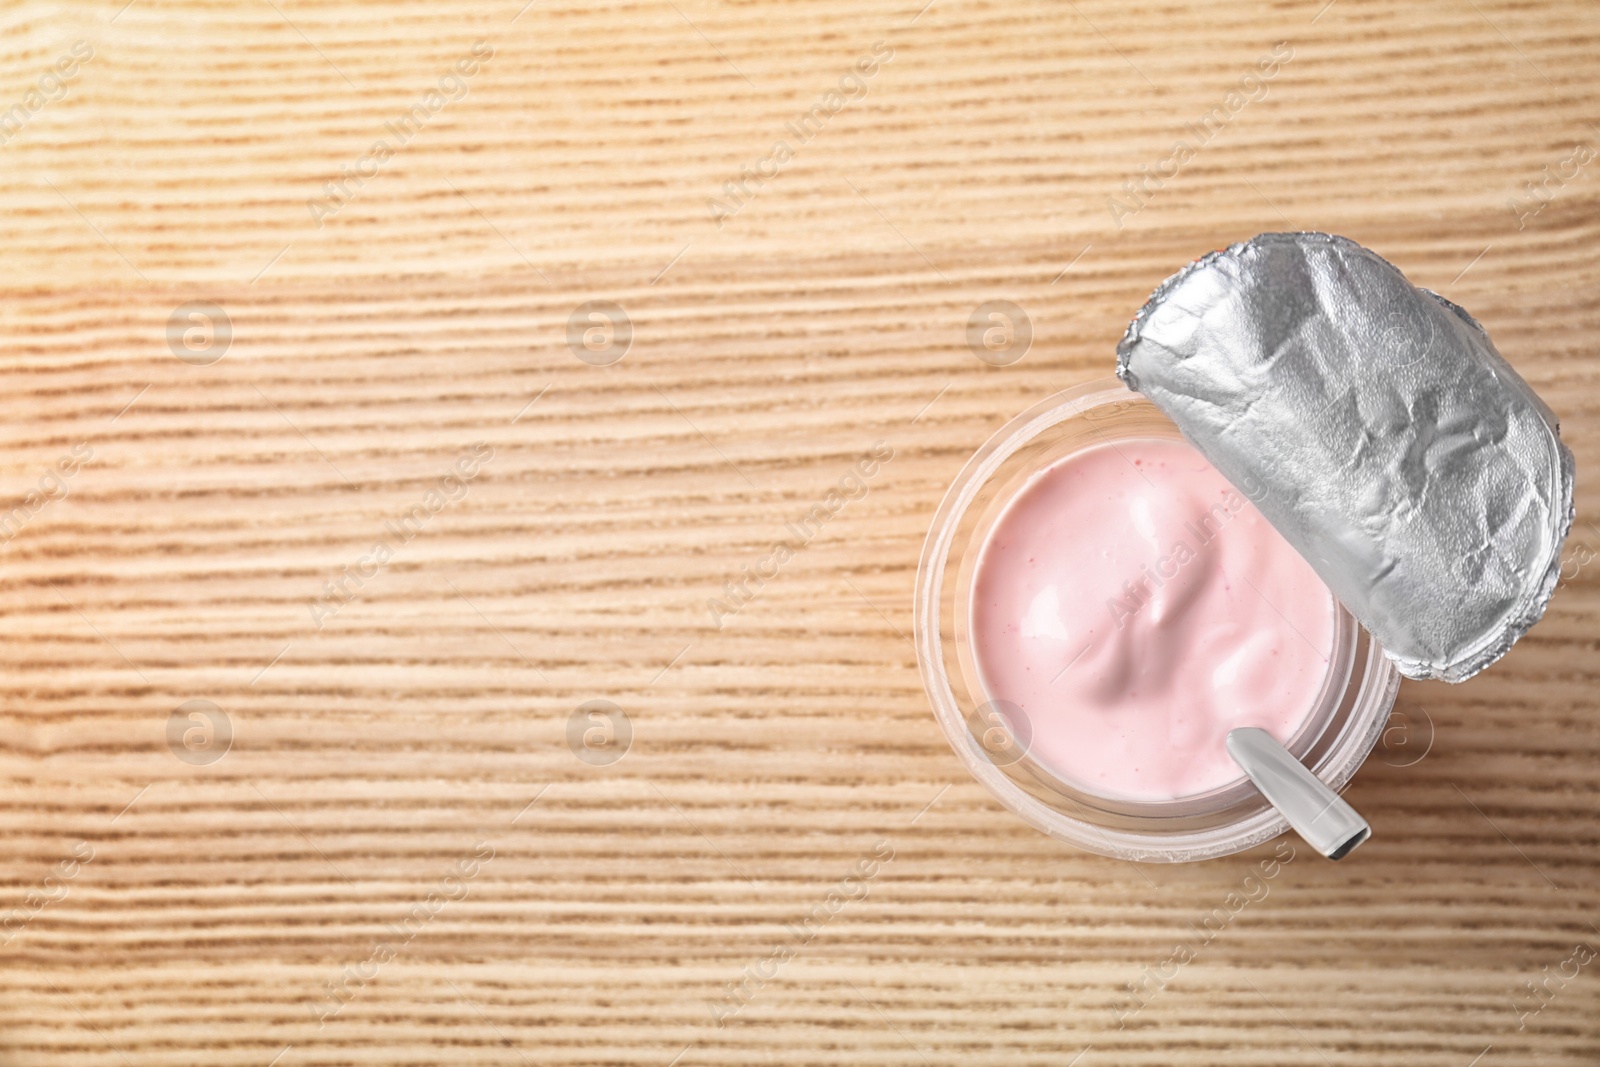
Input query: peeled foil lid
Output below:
<box><xmin>1116</xmin><ymin>232</ymin><xmax>1575</xmax><ymax>683</ymax></box>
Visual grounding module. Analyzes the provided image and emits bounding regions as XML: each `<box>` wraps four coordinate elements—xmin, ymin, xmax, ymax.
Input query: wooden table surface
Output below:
<box><xmin>2</xmin><ymin>0</ymin><xmax>1597</xmax><ymax>1063</ymax></box>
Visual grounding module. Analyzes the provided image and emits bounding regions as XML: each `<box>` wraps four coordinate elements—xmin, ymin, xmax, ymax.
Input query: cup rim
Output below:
<box><xmin>914</xmin><ymin>378</ymin><xmax>1401</xmax><ymax>862</ymax></box>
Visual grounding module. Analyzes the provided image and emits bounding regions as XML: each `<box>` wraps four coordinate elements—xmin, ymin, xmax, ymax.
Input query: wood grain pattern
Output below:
<box><xmin>1</xmin><ymin>0</ymin><xmax>1598</xmax><ymax>1063</ymax></box>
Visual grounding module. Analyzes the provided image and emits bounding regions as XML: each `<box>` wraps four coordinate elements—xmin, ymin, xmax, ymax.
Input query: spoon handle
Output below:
<box><xmin>1226</xmin><ymin>727</ymin><xmax>1371</xmax><ymax>860</ymax></box>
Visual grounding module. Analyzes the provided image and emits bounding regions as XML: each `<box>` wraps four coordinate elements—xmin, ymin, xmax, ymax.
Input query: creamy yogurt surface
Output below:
<box><xmin>970</xmin><ymin>438</ymin><xmax>1338</xmax><ymax>801</ymax></box>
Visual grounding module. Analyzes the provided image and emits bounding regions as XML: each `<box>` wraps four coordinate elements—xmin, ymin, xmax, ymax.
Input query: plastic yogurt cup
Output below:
<box><xmin>915</xmin><ymin>379</ymin><xmax>1401</xmax><ymax>862</ymax></box>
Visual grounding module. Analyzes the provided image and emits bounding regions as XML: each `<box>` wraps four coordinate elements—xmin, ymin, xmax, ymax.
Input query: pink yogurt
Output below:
<box><xmin>970</xmin><ymin>438</ymin><xmax>1337</xmax><ymax>802</ymax></box>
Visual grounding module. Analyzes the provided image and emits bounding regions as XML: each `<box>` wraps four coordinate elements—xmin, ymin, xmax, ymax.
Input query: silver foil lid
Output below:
<box><xmin>1116</xmin><ymin>232</ymin><xmax>1575</xmax><ymax>683</ymax></box>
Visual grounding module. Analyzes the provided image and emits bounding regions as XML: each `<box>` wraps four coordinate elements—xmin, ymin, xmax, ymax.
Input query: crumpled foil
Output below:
<box><xmin>1116</xmin><ymin>232</ymin><xmax>1575</xmax><ymax>683</ymax></box>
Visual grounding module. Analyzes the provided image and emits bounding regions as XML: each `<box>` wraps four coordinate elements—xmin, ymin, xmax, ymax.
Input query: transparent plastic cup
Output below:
<box><xmin>914</xmin><ymin>379</ymin><xmax>1401</xmax><ymax>862</ymax></box>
